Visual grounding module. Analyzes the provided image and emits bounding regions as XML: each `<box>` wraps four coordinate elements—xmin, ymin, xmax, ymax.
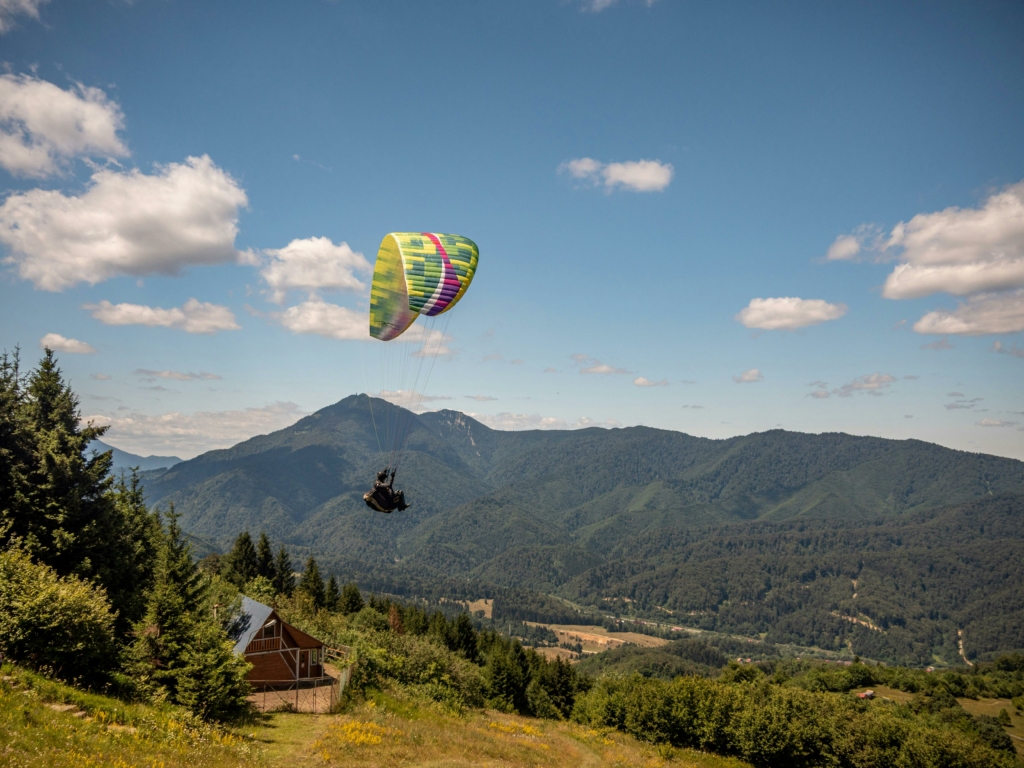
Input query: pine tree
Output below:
<box><xmin>174</xmin><ymin>619</ymin><xmax>251</xmax><ymax>722</ymax></box>
<box><xmin>101</xmin><ymin>470</ymin><xmax>161</xmax><ymax>634</ymax></box>
<box><xmin>450</xmin><ymin>613</ymin><xmax>479</xmax><ymax>662</ymax></box>
<box><xmin>128</xmin><ymin>506</ymin><xmax>250</xmax><ymax>720</ymax></box>
<box><xmin>0</xmin><ymin>349</ymin><xmax>30</xmax><ymax>546</ymax></box>
<box><xmin>222</xmin><ymin>531</ymin><xmax>258</xmax><ymax>588</ymax></box>
<box><xmin>15</xmin><ymin>349</ymin><xmax>115</xmax><ymax>579</ymax></box>
<box><xmin>255</xmin><ymin>531</ymin><xmax>275</xmax><ymax>580</ymax></box>
<box><xmin>325</xmin><ymin>574</ymin><xmax>340</xmax><ymax>612</ymax></box>
<box><xmin>339</xmin><ymin>582</ymin><xmax>364</xmax><ymax>615</ymax></box>
<box><xmin>128</xmin><ymin>505</ymin><xmax>203</xmax><ymax>699</ymax></box>
<box><xmin>272</xmin><ymin>546</ymin><xmax>293</xmax><ymax>596</ymax></box>
<box><xmin>298</xmin><ymin>556</ymin><xmax>325</xmax><ymax>609</ymax></box>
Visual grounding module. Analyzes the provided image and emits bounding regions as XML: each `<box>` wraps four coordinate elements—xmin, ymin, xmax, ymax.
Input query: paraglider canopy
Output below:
<box><xmin>369</xmin><ymin>233</ymin><xmax>479</xmax><ymax>341</ymax></box>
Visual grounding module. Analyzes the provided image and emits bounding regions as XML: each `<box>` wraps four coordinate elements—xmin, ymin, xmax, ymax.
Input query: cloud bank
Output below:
<box><xmin>0</xmin><ymin>73</ymin><xmax>127</xmax><ymax>177</ymax></box>
<box><xmin>84</xmin><ymin>298</ymin><xmax>239</xmax><ymax>334</ymax></box>
<box><xmin>85</xmin><ymin>401</ymin><xmax>306</xmax><ymax>458</ymax></box>
<box><xmin>0</xmin><ymin>155</ymin><xmax>248</xmax><ymax>290</ymax></box>
<box><xmin>260</xmin><ymin>237</ymin><xmax>371</xmax><ymax>303</ymax></box>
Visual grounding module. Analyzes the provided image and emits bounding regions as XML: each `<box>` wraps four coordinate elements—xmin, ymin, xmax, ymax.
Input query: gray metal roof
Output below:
<box><xmin>230</xmin><ymin>596</ymin><xmax>275</xmax><ymax>655</ymax></box>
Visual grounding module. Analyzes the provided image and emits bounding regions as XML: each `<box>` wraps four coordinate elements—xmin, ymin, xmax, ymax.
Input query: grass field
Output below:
<box><xmin>527</xmin><ymin>622</ymin><xmax>669</xmax><ymax>654</ymax></box>
<box><xmin>256</xmin><ymin>687</ymin><xmax>750</xmax><ymax>768</ymax></box>
<box><xmin>1</xmin><ymin>664</ymin><xmax>749</xmax><ymax>767</ymax></box>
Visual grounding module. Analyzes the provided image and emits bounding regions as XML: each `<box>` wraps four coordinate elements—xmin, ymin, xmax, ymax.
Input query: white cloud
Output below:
<box><xmin>543</xmin><ymin>367</ymin><xmax>559</xmax><ymax>373</ymax></box>
<box><xmin>578</xmin><ymin>0</ymin><xmax>657</xmax><ymax>13</ymax></box>
<box><xmin>633</xmin><ymin>377</ymin><xmax>669</xmax><ymax>387</ymax></box>
<box><xmin>0</xmin><ymin>74</ymin><xmax>127</xmax><ymax>177</ymax></box>
<box><xmin>85</xmin><ymin>401</ymin><xmax>306</xmax><ymax>459</ymax></box>
<box><xmin>733</xmin><ymin>369</ymin><xmax>763</xmax><ymax>383</ymax></box>
<box><xmin>134</xmin><ymin>369</ymin><xmax>221</xmax><ymax>381</ymax></box>
<box><xmin>277</xmin><ymin>298</ymin><xmax>366</xmax><ymax>340</ymax></box>
<box><xmin>920</xmin><ymin>337</ymin><xmax>954</xmax><ymax>351</ymax></box>
<box><xmin>559</xmin><ymin>157</ymin><xmax>673</xmax><ymax>192</ymax></box>
<box><xmin>39</xmin><ymin>332</ymin><xmax>95</xmax><ymax>354</ymax></box>
<box><xmin>467</xmin><ymin>411</ymin><xmax>622</xmax><ymax>430</ymax></box>
<box><xmin>825</xmin><ymin>234</ymin><xmax>862</xmax><ymax>261</ymax></box>
<box><xmin>259</xmin><ymin>237</ymin><xmax>371</xmax><ymax>303</ymax></box>
<box><xmin>834</xmin><ymin>373</ymin><xmax>895</xmax><ymax>397</ymax></box>
<box><xmin>978</xmin><ymin>418</ymin><xmax>1017</xmax><ymax>428</ymax></box>
<box><xmin>913</xmin><ymin>290</ymin><xmax>1024</xmax><ymax>336</ymax></box>
<box><xmin>736</xmin><ymin>297</ymin><xmax>847</xmax><ymax>330</ymax></box>
<box><xmin>465</xmin><ymin>395</ymin><xmax>497</xmax><ymax>401</ymax></box>
<box><xmin>0</xmin><ymin>155</ymin><xmax>248</xmax><ymax>290</ymax></box>
<box><xmin>879</xmin><ymin>183</ymin><xmax>1024</xmax><ymax>300</ymax></box>
<box><xmin>992</xmin><ymin>341</ymin><xmax>1024</xmax><ymax>359</ymax></box>
<box><xmin>377</xmin><ymin>390</ymin><xmax>452</xmax><ymax>412</ymax></box>
<box><xmin>823</xmin><ymin>224</ymin><xmax>883</xmax><ymax>262</ymax></box>
<box><xmin>808</xmin><ymin>390</ymin><xmax>831</xmax><ymax>399</ymax></box>
<box><xmin>84</xmin><ymin>298</ymin><xmax>240</xmax><ymax>334</ymax></box>
<box><xmin>91</xmin><ymin>373</ymin><xmax>111</xmax><ymax>380</ymax></box>
<box><xmin>274</xmin><ymin>297</ymin><xmax>451</xmax><ymax>356</ymax></box>
<box><xmin>0</xmin><ymin>0</ymin><xmax>49</xmax><ymax>33</ymax></box>
<box><xmin>572</xmin><ymin>354</ymin><xmax>630</xmax><ymax>375</ymax></box>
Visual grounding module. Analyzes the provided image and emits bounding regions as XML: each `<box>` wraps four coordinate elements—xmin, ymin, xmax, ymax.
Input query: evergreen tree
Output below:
<box><xmin>272</xmin><ymin>546</ymin><xmax>293</xmax><ymax>596</ymax></box>
<box><xmin>0</xmin><ymin>349</ymin><xmax>30</xmax><ymax>545</ymax></box>
<box><xmin>485</xmin><ymin>638</ymin><xmax>531</xmax><ymax>714</ymax></box>
<box><xmin>101</xmin><ymin>470</ymin><xmax>161</xmax><ymax>634</ymax></box>
<box><xmin>128</xmin><ymin>505</ymin><xmax>204</xmax><ymax>700</ymax></box>
<box><xmin>14</xmin><ymin>349</ymin><xmax>114</xmax><ymax>580</ymax></box>
<box><xmin>174</xmin><ymin>619</ymin><xmax>251</xmax><ymax>722</ymax></box>
<box><xmin>339</xmin><ymin>582</ymin><xmax>364</xmax><ymax>615</ymax></box>
<box><xmin>255</xmin><ymin>531</ymin><xmax>275</xmax><ymax>580</ymax></box>
<box><xmin>325</xmin><ymin>574</ymin><xmax>340</xmax><ymax>612</ymax></box>
<box><xmin>221</xmin><ymin>531</ymin><xmax>258</xmax><ymax>588</ymax></box>
<box><xmin>297</xmin><ymin>556</ymin><xmax>325</xmax><ymax>609</ymax></box>
<box><xmin>450</xmin><ymin>613</ymin><xmax>480</xmax><ymax>662</ymax></box>
<box><xmin>128</xmin><ymin>506</ymin><xmax>250</xmax><ymax>720</ymax></box>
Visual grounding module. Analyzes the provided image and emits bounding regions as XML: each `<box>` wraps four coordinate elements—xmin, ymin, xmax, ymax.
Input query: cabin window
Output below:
<box><xmin>311</xmin><ymin>648</ymin><xmax>319</xmax><ymax>665</ymax></box>
<box><xmin>262</xmin><ymin>621</ymin><xmax>277</xmax><ymax>638</ymax></box>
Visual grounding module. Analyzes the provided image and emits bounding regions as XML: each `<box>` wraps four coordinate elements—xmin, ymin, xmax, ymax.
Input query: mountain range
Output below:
<box><xmin>140</xmin><ymin>394</ymin><xmax>1024</xmax><ymax>666</ymax></box>
<box><xmin>90</xmin><ymin>439</ymin><xmax>183</xmax><ymax>473</ymax></box>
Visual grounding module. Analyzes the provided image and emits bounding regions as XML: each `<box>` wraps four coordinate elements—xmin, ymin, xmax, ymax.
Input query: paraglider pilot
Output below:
<box><xmin>364</xmin><ymin>467</ymin><xmax>410</xmax><ymax>513</ymax></box>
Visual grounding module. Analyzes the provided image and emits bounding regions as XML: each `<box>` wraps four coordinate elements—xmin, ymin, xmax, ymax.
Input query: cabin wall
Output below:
<box><xmin>247</xmin><ymin>650</ymin><xmax>297</xmax><ymax>683</ymax></box>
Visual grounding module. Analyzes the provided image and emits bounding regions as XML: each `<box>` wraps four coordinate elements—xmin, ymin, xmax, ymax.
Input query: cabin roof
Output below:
<box><xmin>231</xmin><ymin>596</ymin><xmax>275</xmax><ymax>655</ymax></box>
<box><xmin>229</xmin><ymin>596</ymin><xmax>326</xmax><ymax>654</ymax></box>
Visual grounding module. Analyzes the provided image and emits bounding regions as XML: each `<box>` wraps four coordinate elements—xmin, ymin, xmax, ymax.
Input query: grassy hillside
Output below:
<box><xmin>1</xmin><ymin>662</ymin><xmax>746</xmax><ymax>768</ymax></box>
<box><xmin>139</xmin><ymin>395</ymin><xmax>1024</xmax><ymax>665</ymax></box>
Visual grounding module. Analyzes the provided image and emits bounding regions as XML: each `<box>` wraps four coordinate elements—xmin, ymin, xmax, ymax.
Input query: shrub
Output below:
<box><xmin>0</xmin><ymin>548</ymin><xmax>116</xmax><ymax>684</ymax></box>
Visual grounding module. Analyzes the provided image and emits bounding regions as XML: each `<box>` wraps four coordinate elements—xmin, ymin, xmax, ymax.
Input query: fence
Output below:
<box><xmin>248</xmin><ymin>646</ymin><xmax>353</xmax><ymax>714</ymax></box>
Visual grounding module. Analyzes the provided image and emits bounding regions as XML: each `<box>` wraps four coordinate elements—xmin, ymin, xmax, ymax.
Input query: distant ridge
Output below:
<box><xmin>140</xmin><ymin>394</ymin><xmax>1024</xmax><ymax>665</ymax></box>
<box><xmin>90</xmin><ymin>439</ymin><xmax>182</xmax><ymax>473</ymax></box>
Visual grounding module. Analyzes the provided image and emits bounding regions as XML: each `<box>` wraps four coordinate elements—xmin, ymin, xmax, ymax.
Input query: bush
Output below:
<box><xmin>0</xmin><ymin>548</ymin><xmax>116</xmax><ymax>685</ymax></box>
<box><xmin>572</xmin><ymin>673</ymin><xmax>1020</xmax><ymax>768</ymax></box>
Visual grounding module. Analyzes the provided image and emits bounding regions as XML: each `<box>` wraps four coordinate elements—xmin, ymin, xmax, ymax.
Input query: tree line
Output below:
<box><xmin>0</xmin><ymin>349</ymin><xmax>250</xmax><ymax>720</ymax></box>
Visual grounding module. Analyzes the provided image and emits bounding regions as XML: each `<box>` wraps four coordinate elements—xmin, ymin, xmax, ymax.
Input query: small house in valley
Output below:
<box><xmin>232</xmin><ymin>597</ymin><xmax>327</xmax><ymax>684</ymax></box>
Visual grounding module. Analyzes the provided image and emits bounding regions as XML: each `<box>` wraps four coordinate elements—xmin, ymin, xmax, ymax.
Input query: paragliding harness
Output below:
<box><xmin>363</xmin><ymin>468</ymin><xmax>410</xmax><ymax>514</ymax></box>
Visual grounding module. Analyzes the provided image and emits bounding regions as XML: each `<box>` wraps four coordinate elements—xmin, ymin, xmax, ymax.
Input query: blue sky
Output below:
<box><xmin>1</xmin><ymin>0</ymin><xmax>1022</xmax><ymax>459</ymax></box>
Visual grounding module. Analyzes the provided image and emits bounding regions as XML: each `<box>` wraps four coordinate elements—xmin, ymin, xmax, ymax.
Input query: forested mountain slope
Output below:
<box><xmin>142</xmin><ymin>394</ymin><xmax>1024</xmax><ymax>665</ymax></box>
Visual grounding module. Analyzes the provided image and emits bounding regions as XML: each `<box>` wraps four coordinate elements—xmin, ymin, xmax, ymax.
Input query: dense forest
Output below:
<box><xmin>3</xmin><ymin>349</ymin><xmax>1024</xmax><ymax>767</ymax></box>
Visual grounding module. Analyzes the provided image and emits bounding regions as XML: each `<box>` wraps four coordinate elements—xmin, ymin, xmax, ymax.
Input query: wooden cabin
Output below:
<box><xmin>232</xmin><ymin>597</ymin><xmax>327</xmax><ymax>684</ymax></box>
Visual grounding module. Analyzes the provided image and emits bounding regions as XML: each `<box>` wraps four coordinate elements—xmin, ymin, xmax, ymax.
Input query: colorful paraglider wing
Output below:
<box><xmin>369</xmin><ymin>233</ymin><xmax>479</xmax><ymax>341</ymax></box>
